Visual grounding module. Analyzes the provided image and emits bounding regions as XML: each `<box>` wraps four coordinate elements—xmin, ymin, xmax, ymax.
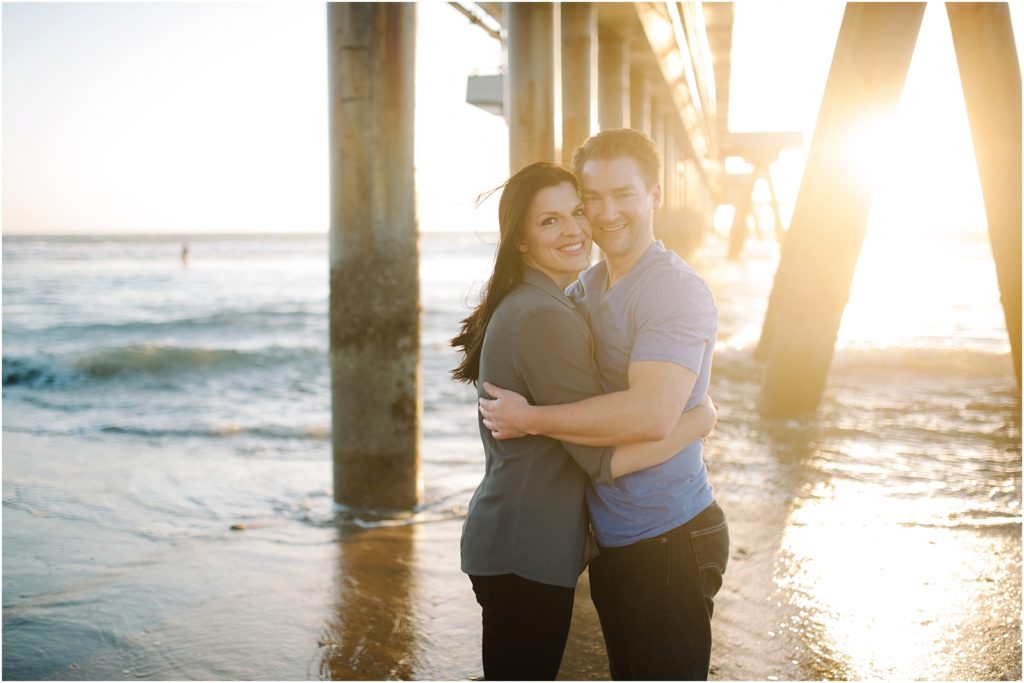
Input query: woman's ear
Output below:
<box><xmin>517</xmin><ymin>243</ymin><xmax>528</xmax><ymax>253</ymax></box>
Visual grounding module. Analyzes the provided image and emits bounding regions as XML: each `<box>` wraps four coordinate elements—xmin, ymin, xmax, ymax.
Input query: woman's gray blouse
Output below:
<box><xmin>460</xmin><ymin>267</ymin><xmax>614</xmax><ymax>588</ymax></box>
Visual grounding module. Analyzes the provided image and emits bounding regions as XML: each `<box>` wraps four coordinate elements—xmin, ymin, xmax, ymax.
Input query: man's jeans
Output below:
<box><xmin>589</xmin><ymin>501</ymin><xmax>729</xmax><ymax>680</ymax></box>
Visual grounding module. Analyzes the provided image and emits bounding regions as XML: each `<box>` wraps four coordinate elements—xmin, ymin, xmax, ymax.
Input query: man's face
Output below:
<box><xmin>578</xmin><ymin>156</ymin><xmax>661</xmax><ymax>262</ymax></box>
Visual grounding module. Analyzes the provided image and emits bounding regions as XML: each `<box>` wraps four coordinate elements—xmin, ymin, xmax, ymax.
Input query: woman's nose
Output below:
<box><xmin>570</xmin><ymin>214</ymin><xmax>592</xmax><ymax>237</ymax></box>
<box><xmin>563</xmin><ymin>217</ymin><xmax>583</xmax><ymax>235</ymax></box>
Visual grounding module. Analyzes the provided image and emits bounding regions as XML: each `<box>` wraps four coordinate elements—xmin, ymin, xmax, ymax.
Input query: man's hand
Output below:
<box><xmin>479</xmin><ymin>382</ymin><xmax>533</xmax><ymax>439</ymax></box>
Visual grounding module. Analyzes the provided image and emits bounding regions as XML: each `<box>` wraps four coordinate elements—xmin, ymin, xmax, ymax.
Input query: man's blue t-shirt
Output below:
<box><xmin>567</xmin><ymin>240</ymin><xmax>718</xmax><ymax>547</ymax></box>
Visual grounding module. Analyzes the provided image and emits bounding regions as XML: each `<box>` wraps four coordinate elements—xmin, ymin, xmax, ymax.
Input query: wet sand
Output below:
<box><xmin>4</xmin><ymin>430</ymin><xmax>1021</xmax><ymax>680</ymax></box>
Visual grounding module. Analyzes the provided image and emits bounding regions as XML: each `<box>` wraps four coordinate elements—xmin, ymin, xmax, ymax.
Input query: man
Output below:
<box><xmin>478</xmin><ymin>128</ymin><xmax>727</xmax><ymax>680</ymax></box>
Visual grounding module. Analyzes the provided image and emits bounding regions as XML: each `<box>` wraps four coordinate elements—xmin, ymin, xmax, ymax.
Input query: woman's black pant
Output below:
<box><xmin>469</xmin><ymin>573</ymin><xmax>576</xmax><ymax>680</ymax></box>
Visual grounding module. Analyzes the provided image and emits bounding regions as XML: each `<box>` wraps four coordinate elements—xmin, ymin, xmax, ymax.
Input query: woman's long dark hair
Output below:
<box><xmin>451</xmin><ymin>162</ymin><xmax>579</xmax><ymax>384</ymax></box>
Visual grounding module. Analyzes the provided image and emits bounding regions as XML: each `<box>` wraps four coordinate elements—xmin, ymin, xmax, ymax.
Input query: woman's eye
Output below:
<box><xmin>542</xmin><ymin>216</ymin><xmax>558</xmax><ymax>226</ymax></box>
<box><xmin>572</xmin><ymin>208</ymin><xmax>585</xmax><ymax>217</ymax></box>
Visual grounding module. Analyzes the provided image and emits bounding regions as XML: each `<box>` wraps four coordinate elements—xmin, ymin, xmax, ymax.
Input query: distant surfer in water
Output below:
<box><xmin>181</xmin><ymin>241</ymin><xmax>190</xmax><ymax>267</ymax></box>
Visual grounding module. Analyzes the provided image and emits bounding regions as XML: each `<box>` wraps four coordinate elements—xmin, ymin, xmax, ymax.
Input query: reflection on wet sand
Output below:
<box><xmin>318</xmin><ymin>523</ymin><xmax>420</xmax><ymax>680</ymax></box>
<box><xmin>728</xmin><ymin>402</ymin><xmax>1022</xmax><ymax>680</ymax></box>
<box><xmin>704</xmin><ymin>412</ymin><xmax>826</xmax><ymax>680</ymax></box>
<box><xmin>317</xmin><ymin>519</ymin><xmax>486</xmax><ymax>680</ymax></box>
<box><xmin>314</xmin><ymin>517</ymin><xmax>617</xmax><ymax>680</ymax></box>
<box><xmin>776</xmin><ymin>476</ymin><xmax>1022</xmax><ymax>680</ymax></box>
<box><xmin>696</xmin><ymin>393</ymin><xmax>1020</xmax><ymax>681</ymax></box>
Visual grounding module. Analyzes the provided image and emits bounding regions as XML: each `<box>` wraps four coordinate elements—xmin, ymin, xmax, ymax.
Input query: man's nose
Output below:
<box><xmin>597</xmin><ymin>198</ymin><xmax>617</xmax><ymax>222</ymax></box>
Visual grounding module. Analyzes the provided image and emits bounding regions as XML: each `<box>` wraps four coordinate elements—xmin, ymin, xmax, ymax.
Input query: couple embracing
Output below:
<box><xmin>451</xmin><ymin>128</ymin><xmax>729</xmax><ymax>681</ymax></box>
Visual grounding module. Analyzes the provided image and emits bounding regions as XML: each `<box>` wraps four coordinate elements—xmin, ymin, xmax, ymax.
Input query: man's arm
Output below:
<box><xmin>608</xmin><ymin>395</ymin><xmax>716</xmax><ymax>478</ymax></box>
<box><xmin>479</xmin><ymin>359</ymin><xmax>698</xmax><ymax>445</ymax></box>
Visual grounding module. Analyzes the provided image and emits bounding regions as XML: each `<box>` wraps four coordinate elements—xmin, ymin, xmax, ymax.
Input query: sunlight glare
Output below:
<box><xmin>835</xmin><ymin>4</ymin><xmax>998</xmax><ymax>352</ymax></box>
<box><xmin>776</xmin><ymin>474</ymin><xmax>1003</xmax><ymax>679</ymax></box>
<box><xmin>843</xmin><ymin>113</ymin><xmax>900</xmax><ymax>190</ymax></box>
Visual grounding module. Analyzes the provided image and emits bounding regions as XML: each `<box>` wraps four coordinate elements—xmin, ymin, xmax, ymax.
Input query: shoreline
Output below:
<box><xmin>4</xmin><ymin>430</ymin><xmax>1021</xmax><ymax>680</ymax></box>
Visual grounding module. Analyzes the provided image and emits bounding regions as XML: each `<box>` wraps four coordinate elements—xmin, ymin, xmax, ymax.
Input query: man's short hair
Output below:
<box><xmin>571</xmin><ymin>128</ymin><xmax>662</xmax><ymax>189</ymax></box>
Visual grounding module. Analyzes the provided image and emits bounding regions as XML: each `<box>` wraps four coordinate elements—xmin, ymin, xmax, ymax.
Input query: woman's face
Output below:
<box><xmin>518</xmin><ymin>181</ymin><xmax>592</xmax><ymax>288</ymax></box>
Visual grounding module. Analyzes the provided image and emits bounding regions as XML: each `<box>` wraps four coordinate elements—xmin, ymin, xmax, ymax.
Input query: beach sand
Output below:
<box><xmin>4</xmin><ymin>430</ymin><xmax>1021</xmax><ymax>681</ymax></box>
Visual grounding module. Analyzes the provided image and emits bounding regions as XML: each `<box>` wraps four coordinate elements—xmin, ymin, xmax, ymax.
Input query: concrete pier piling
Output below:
<box><xmin>648</xmin><ymin>96</ymin><xmax>667</xmax><ymax>235</ymax></box>
<box><xmin>507</xmin><ymin>2</ymin><xmax>556</xmax><ymax>171</ymax></box>
<box><xmin>756</xmin><ymin>3</ymin><xmax>925</xmax><ymax>416</ymax></box>
<box><xmin>598</xmin><ymin>29</ymin><xmax>629</xmax><ymax>130</ymax></box>
<box><xmin>560</xmin><ymin>2</ymin><xmax>596</xmax><ymax>165</ymax></box>
<box><xmin>946</xmin><ymin>2</ymin><xmax>1022</xmax><ymax>387</ymax></box>
<box><xmin>327</xmin><ymin>3</ymin><xmax>421</xmax><ymax>510</ymax></box>
<box><xmin>630</xmin><ymin>66</ymin><xmax>652</xmax><ymax>137</ymax></box>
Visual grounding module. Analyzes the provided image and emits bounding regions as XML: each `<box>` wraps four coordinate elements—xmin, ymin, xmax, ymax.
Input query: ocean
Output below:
<box><xmin>3</xmin><ymin>230</ymin><xmax>1020</xmax><ymax>680</ymax></box>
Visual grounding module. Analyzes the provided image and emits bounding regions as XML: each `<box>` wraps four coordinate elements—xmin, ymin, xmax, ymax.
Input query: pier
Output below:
<box><xmin>327</xmin><ymin>2</ymin><xmax>1021</xmax><ymax>508</ymax></box>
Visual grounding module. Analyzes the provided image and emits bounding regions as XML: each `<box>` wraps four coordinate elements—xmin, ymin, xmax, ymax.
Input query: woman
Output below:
<box><xmin>450</xmin><ymin>162</ymin><xmax>716</xmax><ymax>680</ymax></box>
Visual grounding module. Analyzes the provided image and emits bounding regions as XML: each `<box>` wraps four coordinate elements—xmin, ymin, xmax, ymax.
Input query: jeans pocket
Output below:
<box><xmin>688</xmin><ymin>513</ymin><xmax>729</xmax><ymax>602</ymax></box>
<box><xmin>613</xmin><ymin>535</ymin><xmax>670</xmax><ymax>593</ymax></box>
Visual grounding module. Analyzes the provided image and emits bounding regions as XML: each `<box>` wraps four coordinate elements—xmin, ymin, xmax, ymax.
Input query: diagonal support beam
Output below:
<box><xmin>947</xmin><ymin>2</ymin><xmax>1022</xmax><ymax>387</ymax></box>
<box><xmin>757</xmin><ymin>3</ymin><xmax>925</xmax><ymax>416</ymax></box>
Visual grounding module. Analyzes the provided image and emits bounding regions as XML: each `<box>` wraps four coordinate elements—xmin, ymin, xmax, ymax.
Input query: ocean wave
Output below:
<box><xmin>34</xmin><ymin>308</ymin><xmax>322</xmax><ymax>337</ymax></box>
<box><xmin>709</xmin><ymin>344</ymin><xmax>1016</xmax><ymax>381</ymax></box>
<box><xmin>3</xmin><ymin>357</ymin><xmax>77</xmax><ymax>389</ymax></box>
<box><xmin>297</xmin><ymin>504</ymin><xmax>467</xmax><ymax>531</ymax></box>
<box><xmin>73</xmin><ymin>344</ymin><xmax>251</xmax><ymax>378</ymax></box>
<box><xmin>830</xmin><ymin>345</ymin><xmax>1015</xmax><ymax>379</ymax></box>
<box><xmin>97</xmin><ymin>422</ymin><xmax>330</xmax><ymax>441</ymax></box>
<box><xmin>4</xmin><ymin>343</ymin><xmax>326</xmax><ymax>387</ymax></box>
<box><xmin>910</xmin><ymin>508</ymin><xmax>1022</xmax><ymax>531</ymax></box>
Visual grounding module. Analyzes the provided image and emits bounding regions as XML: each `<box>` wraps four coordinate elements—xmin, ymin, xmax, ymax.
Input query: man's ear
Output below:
<box><xmin>651</xmin><ymin>183</ymin><xmax>663</xmax><ymax>210</ymax></box>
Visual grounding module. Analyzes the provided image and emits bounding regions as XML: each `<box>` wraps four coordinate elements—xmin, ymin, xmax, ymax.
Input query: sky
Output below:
<box><xmin>2</xmin><ymin>2</ymin><xmax>507</xmax><ymax>234</ymax></box>
<box><xmin>1</xmin><ymin>1</ymin><xmax>1018</xmax><ymax>235</ymax></box>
